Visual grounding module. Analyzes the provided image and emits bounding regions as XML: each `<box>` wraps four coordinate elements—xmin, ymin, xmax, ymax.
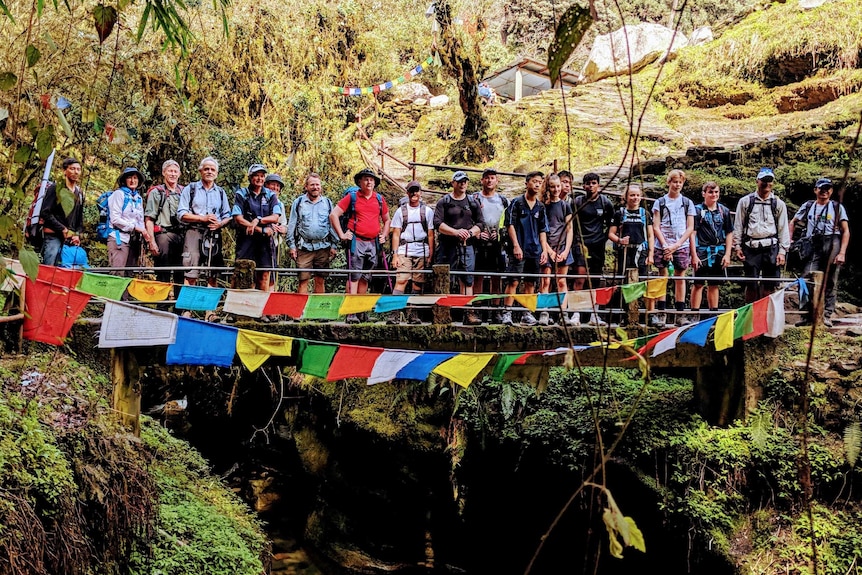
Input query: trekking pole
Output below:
<box><xmin>380</xmin><ymin>244</ymin><xmax>394</xmax><ymax>294</ymax></box>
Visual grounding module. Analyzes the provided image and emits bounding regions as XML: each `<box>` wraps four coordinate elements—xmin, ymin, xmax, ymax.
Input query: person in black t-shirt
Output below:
<box><xmin>433</xmin><ymin>171</ymin><xmax>485</xmax><ymax>299</ymax></box>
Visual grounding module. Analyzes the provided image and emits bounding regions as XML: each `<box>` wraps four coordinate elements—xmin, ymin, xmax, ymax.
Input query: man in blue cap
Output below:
<box><xmin>789</xmin><ymin>177</ymin><xmax>849</xmax><ymax>327</ymax></box>
<box><xmin>232</xmin><ymin>164</ymin><xmax>283</xmax><ymax>292</ymax></box>
<box><xmin>733</xmin><ymin>167</ymin><xmax>790</xmax><ymax>303</ymax></box>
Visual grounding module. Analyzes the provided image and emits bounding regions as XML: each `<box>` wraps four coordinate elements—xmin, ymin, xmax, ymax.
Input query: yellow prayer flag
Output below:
<box><xmin>236</xmin><ymin>330</ymin><xmax>294</xmax><ymax>372</ymax></box>
<box><xmin>645</xmin><ymin>278</ymin><xmax>668</xmax><ymax>299</ymax></box>
<box><xmin>512</xmin><ymin>293</ymin><xmax>538</xmax><ymax>312</ymax></box>
<box><xmin>127</xmin><ymin>279</ymin><xmax>173</xmax><ymax>302</ymax></box>
<box><xmin>432</xmin><ymin>353</ymin><xmax>495</xmax><ymax>388</ymax></box>
<box><xmin>714</xmin><ymin>311</ymin><xmax>735</xmax><ymax>351</ymax></box>
<box><xmin>339</xmin><ymin>294</ymin><xmax>381</xmax><ymax>315</ymax></box>
<box><xmin>81</xmin><ymin>108</ymin><xmax>97</xmax><ymax>123</ymax></box>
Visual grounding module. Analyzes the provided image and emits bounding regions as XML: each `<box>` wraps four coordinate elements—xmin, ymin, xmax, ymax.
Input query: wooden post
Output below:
<box><xmin>232</xmin><ymin>260</ymin><xmax>256</xmax><ymax>289</ymax></box>
<box><xmin>553</xmin><ymin>159</ymin><xmax>558</xmax><ymax>173</ymax></box>
<box><xmin>112</xmin><ymin>349</ymin><xmax>141</xmax><ymax>437</ymax></box>
<box><xmin>432</xmin><ymin>264</ymin><xmax>451</xmax><ymax>325</ymax></box>
<box><xmin>380</xmin><ymin>139</ymin><xmax>385</xmax><ymax>172</ymax></box>
<box><xmin>412</xmin><ymin>148</ymin><xmax>417</xmax><ymax>181</ymax></box>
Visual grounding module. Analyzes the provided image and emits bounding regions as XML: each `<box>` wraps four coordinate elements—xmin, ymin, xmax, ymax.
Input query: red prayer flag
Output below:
<box><xmin>743</xmin><ymin>297</ymin><xmax>770</xmax><ymax>340</ymax></box>
<box><xmin>594</xmin><ymin>286</ymin><xmax>616</xmax><ymax>306</ymax></box>
<box><xmin>37</xmin><ymin>264</ymin><xmax>83</xmax><ymax>288</ymax></box>
<box><xmin>513</xmin><ymin>351</ymin><xmax>544</xmax><ymax>365</ymax></box>
<box><xmin>23</xmin><ymin>280</ymin><xmax>91</xmax><ymax>345</ymax></box>
<box><xmin>436</xmin><ymin>295</ymin><xmax>475</xmax><ymax>307</ymax></box>
<box><xmin>326</xmin><ymin>345</ymin><xmax>385</xmax><ymax>381</ymax></box>
<box><xmin>635</xmin><ymin>328</ymin><xmax>677</xmax><ymax>357</ymax></box>
<box><xmin>262</xmin><ymin>293</ymin><xmax>309</xmax><ymax>318</ymax></box>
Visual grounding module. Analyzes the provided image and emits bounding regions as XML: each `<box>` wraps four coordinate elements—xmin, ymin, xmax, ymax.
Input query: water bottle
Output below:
<box><xmin>667</xmin><ymin>260</ymin><xmax>675</xmax><ymax>275</ymax></box>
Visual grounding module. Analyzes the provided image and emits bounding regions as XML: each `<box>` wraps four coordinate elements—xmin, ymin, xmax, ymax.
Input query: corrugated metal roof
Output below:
<box><xmin>482</xmin><ymin>56</ymin><xmax>581</xmax><ymax>101</ymax></box>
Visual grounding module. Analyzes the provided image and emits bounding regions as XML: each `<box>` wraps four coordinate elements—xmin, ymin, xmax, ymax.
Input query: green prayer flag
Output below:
<box><xmin>296</xmin><ymin>341</ymin><xmax>338</xmax><ymax>378</ymax></box>
<box><xmin>492</xmin><ymin>353</ymin><xmax>522</xmax><ymax>381</ymax></box>
<box><xmin>303</xmin><ymin>295</ymin><xmax>345</xmax><ymax>320</ymax></box>
<box><xmin>733</xmin><ymin>304</ymin><xmax>753</xmax><ymax>340</ymax></box>
<box><xmin>621</xmin><ymin>282</ymin><xmax>646</xmax><ymax>303</ymax></box>
<box><xmin>78</xmin><ymin>272</ymin><xmax>131</xmax><ymax>300</ymax></box>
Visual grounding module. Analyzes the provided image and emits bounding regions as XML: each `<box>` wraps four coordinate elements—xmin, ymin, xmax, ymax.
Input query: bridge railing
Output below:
<box><xmin>79</xmin><ymin>262</ymin><xmax>807</xmax><ymax>326</ymax></box>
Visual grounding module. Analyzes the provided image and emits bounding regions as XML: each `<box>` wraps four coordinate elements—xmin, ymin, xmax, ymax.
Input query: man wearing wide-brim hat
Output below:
<box><xmin>330</xmin><ymin>167</ymin><xmax>391</xmax><ymax>323</ymax></box>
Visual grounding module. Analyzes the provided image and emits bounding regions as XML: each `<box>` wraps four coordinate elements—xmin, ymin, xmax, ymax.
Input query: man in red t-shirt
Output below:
<box><xmin>330</xmin><ymin>168</ymin><xmax>391</xmax><ymax>322</ymax></box>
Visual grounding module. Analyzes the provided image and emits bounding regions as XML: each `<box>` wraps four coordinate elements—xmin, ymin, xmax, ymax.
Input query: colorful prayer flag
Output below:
<box><xmin>23</xmin><ymin>280</ymin><xmax>91</xmax><ymax>345</ymax></box>
<box><xmin>645</xmin><ymin>278</ymin><xmax>668</xmax><ymax>299</ymax></box>
<box><xmin>236</xmin><ymin>330</ymin><xmax>293</xmax><ymax>372</ymax></box>
<box><xmin>339</xmin><ymin>294</ymin><xmax>381</xmax><ymax>315</ymax></box>
<box><xmin>176</xmin><ymin>285</ymin><xmax>225</xmax><ymax>311</ymax></box>
<box><xmin>327</xmin><ymin>345</ymin><xmax>385</xmax><ymax>381</ymax></box>
<box><xmin>714</xmin><ymin>311</ymin><xmax>735</xmax><ymax>351</ymax></box>
<box><xmin>166</xmin><ymin>317</ymin><xmax>237</xmax><ymax>367</ymax></box>
<box><xmin>77</xmin><ymin>272</ymin><xmax>131</xmax><ymax>300</ymax></box>
<box><xmin>368</xmin><ymin>350</ymin><xmax>423</xmax><ymax>385</ymax></box>
<box><xmin>296</xmin><ymin>341</ymin><xmax>338</xmax><ymax>377</ymax></box>
<box><xmin>222</xmin><ymin>289</ymin><xmax>270</xmax><ymax>318</ymax></box>
<box><xmin>433</xmin><ymin>353</ymin><xmax>495</xmax><ymax>388</ymax></box>
<box><xmin>263</xmin><ymin>292</ymin><xmax>308</xmax><ymax>318</ymax></box>
<box><xmin>127</xmin><ymin>279</ymin><xmax>173</xmax><ymax>302</ymax></box>
<box><xmin>303</xmin><ymin>295</ymin><xmax>345</xmax><ymax>320</ymax></box>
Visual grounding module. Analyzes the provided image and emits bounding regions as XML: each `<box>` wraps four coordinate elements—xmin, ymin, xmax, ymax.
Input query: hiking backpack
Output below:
<box><xmin>340</xmin><ymin>186</ymin><xmax>383</xmax><ymax>239</ymax></box>
<box><xmin>694</xmin><ymin>203</ymin><xmax>731</xmax><ymax>246</ymax></box>
<box><xmin>24</xmin><ymin>181</ymin><xmax>56</xmax><ymax>250</ymax></box>
<box><xmin>95</xmin><ymin>189</ymin><xmax>135</xmax><ymax>243</ymax></box>
<box><xmin>399</xmin><ymin>201</ymin><xmax>429</xmax><ymax>246</ymax></box>
<box><xmin>615</xmin><ymin>206</ymin><xmax>649</xmax><ymax>250</ymax></box>
<box><xmin>740</xmin><ymin>192</ymin><xmax>780</xmax><ymax>244</ymax></box>
<box><xmin>656</xmin><ymin>195</ymin><xmax>695</xmax><ymax>229</ymax></box>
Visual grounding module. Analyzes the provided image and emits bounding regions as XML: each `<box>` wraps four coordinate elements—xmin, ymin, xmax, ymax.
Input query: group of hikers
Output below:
<box><xmin>36</xmin><ymin>157</ymin><xmax>849</xmax><ymax>327</ymax></box>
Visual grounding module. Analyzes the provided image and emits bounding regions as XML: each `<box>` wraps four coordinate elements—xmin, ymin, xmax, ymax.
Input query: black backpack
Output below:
<box><xmin>24</xmin><ymin>181</ymin><xmax>56</xmax><ymax>250</ymax></box>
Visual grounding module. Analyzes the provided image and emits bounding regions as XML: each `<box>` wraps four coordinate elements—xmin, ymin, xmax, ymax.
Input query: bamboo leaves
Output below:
<box><xmin>93</xmin><ymin>4</ymin><xmax>118</xmax><ymax>43</ymax></box>
<box><xmin>0</xmin><ymin>72</ymin><xmax>16</xmax><ymax>90</ymax></box>
<box><xmin>547</xmin><ymin>5</ymin><xmax>592</xmax><ymax>86</ymax></box>
<box><xmin>25</xmin><ymin>45</ymin><xmax>41</xmax><ymax>68</ymax></box>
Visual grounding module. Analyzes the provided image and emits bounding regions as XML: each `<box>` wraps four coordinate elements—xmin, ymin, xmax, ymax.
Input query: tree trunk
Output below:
<box><xmin>435</xmin><ymin>0</ymin><xmax>495</xmax><ymax>164</ymax></box>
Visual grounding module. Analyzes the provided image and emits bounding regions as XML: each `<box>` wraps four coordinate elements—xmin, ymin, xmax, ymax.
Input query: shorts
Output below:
<box><xmin>573</xmin><ymin>241</ymin><xmax>606</xmax><ymax>274</ymax></box>
<box><xmin>693</xmin><ymin>250</ymin><xmax>727</xmax><ymax>286</ymax></box>
<box><xmin>541</xmin><ymin>250</ymin><xmax>574</xmax><ymax>270</ymax></box>
<box><xmin>347</xmin><ymin>238</ymin><xmax>378</xmax><ymax>283</ymax></box>
<box><xmin>474</xmin><ymin>241</ymin><xmax>506</xmax><ymax>273</ymax></box>
<box><xmin>396</xmin><ymin>255</ymin><xmax>429</xmax><ymax>284</ymax></box>
<box><xmin>614</xmin><ymin>248</ymin><xmax>648</xmax><ymax>278</ymax></box>
<box><xmin>654</xmin><ymin>247</ymin><xmax>691</xmax><ymax>272</ymax></box>
<box><xmin>437</xmin><ymin>242</ymin><xmax>476</xmax><ymax>286</ymax></box>
<box><xmin>235</xmin><ymin>235</ymin><xmax>275</xmax><ymax>270</ymax></box>
<box><xmin>183</xmin><ymin>228</ymin><xmax>224</xmax><ymax>280</ymax></box>
<box><xmin>296</xmin><ymin>248</ymin><xmax>332</xmax><ymax>281</ymax></box>
<box><xmin>506</xmin><ymin>255</ymin><xmax>542</xmax><ymax>283</ymax></box>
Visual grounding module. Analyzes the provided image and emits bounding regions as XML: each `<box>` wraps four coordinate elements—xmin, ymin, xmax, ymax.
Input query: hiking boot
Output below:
<box><xmin>562</xmin><ymin>313</ymin><xmax>580</xmax><ymax>326</ymax></box>
<box><xmin>589</xmin><ymin>313</ymin><xmax>607</xmax><ymax>326</ymax></box>
<box><xmin>491</xmin><ymin>310</ymin><xmax>505</xmax><ymax>324</ymax></box>
<box><xmin>406</xmin><ymin>309</ymin><xmax>422</xmax><ymax>324</ymax></box>
<box><xmin>500</xmin><ymin>311</ymin><xmax>514</xmax><ymax>325</ymax></box>
<box><xmin>648</xmin><ymin>313</ymin><xmax>666</xmax><ymax>328</ymax></box>
<box><xmin>464</xmin><ymin>311</ymin><xmax>482</xmax><ymax>325</ymax></box>
<box><xmin>346</xmin><ymin>314</ymin><xmax>360</xmax><ymax>324</ymax></box>
<box><xmin>823</xmin><ymin>316</ymin><xmax>834</xmax><ymax>328</ymax></box>
<box><xmin>538</xmin><ymin>311</ymin><xmax>550</xmax><ymax>326</ymax></box>
<box><xmin>386</xmin><ymin>311</ymin><xmax>401</xmax><ymax>325</ymax></box>
<box><xmin>521</xmin><ymin>312</ymin><xmax>538</xmax><ymax>326</ymax></box>
<box><xmin>675</xmin><ymin>314</ymin><xmax>694</xmax><ymax>327</ymax></box>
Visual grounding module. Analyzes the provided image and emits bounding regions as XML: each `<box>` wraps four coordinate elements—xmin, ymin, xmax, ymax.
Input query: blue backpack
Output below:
<box><xmin>95</xmin><ymin>189</ymin><xmax>135</xmax><ymax>243</ymax></box>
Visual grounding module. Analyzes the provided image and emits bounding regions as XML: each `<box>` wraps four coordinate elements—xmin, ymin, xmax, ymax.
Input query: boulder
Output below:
<box><xmin>689</xmin><ymin>26</ymin><xmax>713</xmax><ymax>46</ymax></box>
<box><xmin>799</xmin><ymin>0</ymin><xmax>828</xmax><ymax>7</ymax></box>
<box><xmin>582</xmin><ymin>23</ymin><xmax>689</xmax><ymax>83</ymax></box>
<box><xmin>429</xmin><ymin>94</ymin><xmax>449</xmax><ymax>107</ymax></box>
<box><xmin>392</xmin><ymin>81</ymin><xmax>432</xmax><ymax>102</ymax></box>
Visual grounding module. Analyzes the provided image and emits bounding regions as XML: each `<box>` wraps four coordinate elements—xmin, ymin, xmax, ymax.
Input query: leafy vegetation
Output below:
<box><xmin>0</xmin><ymin>351</ymin><xmax>268</xmax><ymax>575</ymax></box>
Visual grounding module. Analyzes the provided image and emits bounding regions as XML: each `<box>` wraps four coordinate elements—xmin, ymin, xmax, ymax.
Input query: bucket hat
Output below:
<box><xmin>353</xmin><ymin>168</ymin><xmax>381</xmax><ymax>187</ymax></box>
<box><xmin>117</xmin><ymin>166</ymin><xmax>143</xmax><ymax>188</ymax></box>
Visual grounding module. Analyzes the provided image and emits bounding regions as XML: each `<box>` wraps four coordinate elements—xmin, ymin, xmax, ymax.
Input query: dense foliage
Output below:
<box><xmin>0</xmin><ymin>351</ymin><xmax>268</xmax><ymax>575</ymax></box>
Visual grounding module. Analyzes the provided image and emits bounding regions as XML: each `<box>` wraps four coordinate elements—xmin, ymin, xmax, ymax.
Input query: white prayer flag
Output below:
<box><xmin>98</xmin><ymin>300</ymin><xmax>177</xmax><ymax>348</ymax></box>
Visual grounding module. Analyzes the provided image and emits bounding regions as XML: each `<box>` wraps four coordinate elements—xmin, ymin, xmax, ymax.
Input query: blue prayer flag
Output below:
<box><xmin>396</xmin><ymin>352</ymin><xmax>457</xmax><ymax>381</ymax></box>
<box><xmin>166</xmin><ymin>317</ymin><xmax>238</xmax><ymax>367</ymax></box>
<box><xmin>678</xmin><ymin>316</ymin><xmax>718</xmax><ymax>346</ymax></box>
<box><xmin>176</xmin><ymin>285</ymin><xmax>225</xmax><ymax>311</ymax></box>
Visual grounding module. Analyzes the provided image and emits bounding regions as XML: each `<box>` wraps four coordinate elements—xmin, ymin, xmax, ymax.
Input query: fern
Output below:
<box><xmin>843</xmin><ymin>421</ymin><xmax>861</xmax><ymax>468</ymax></box>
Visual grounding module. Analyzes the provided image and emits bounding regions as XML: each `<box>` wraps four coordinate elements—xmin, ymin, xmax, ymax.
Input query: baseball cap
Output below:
<box><xmin>481</xmin><ymin>168</ymin><xmax>498</xmax><ymax>178</ymax></box>
<box><xmin>452</xmin><ymin>171</ymin><xmax>469</xmax><ymax>182</ymax></box>
<box><xmin>815</xmin><ymin>177</ymin><xmax>833</xmax><ymax>189</ymax></box>
<box><xmin>757</xmin><ymin>167</ymin><xmax>775</xmax><ymax>182</ymax></box>
<box><xmin>247</xmin><ymin>163</ymin><xmax>267</xmax><ymax>176</ymax></box>
<box><xmin>406</xmin><ymin>180</ymin><xmax>422</xmax><ymax>192</ymax></box>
